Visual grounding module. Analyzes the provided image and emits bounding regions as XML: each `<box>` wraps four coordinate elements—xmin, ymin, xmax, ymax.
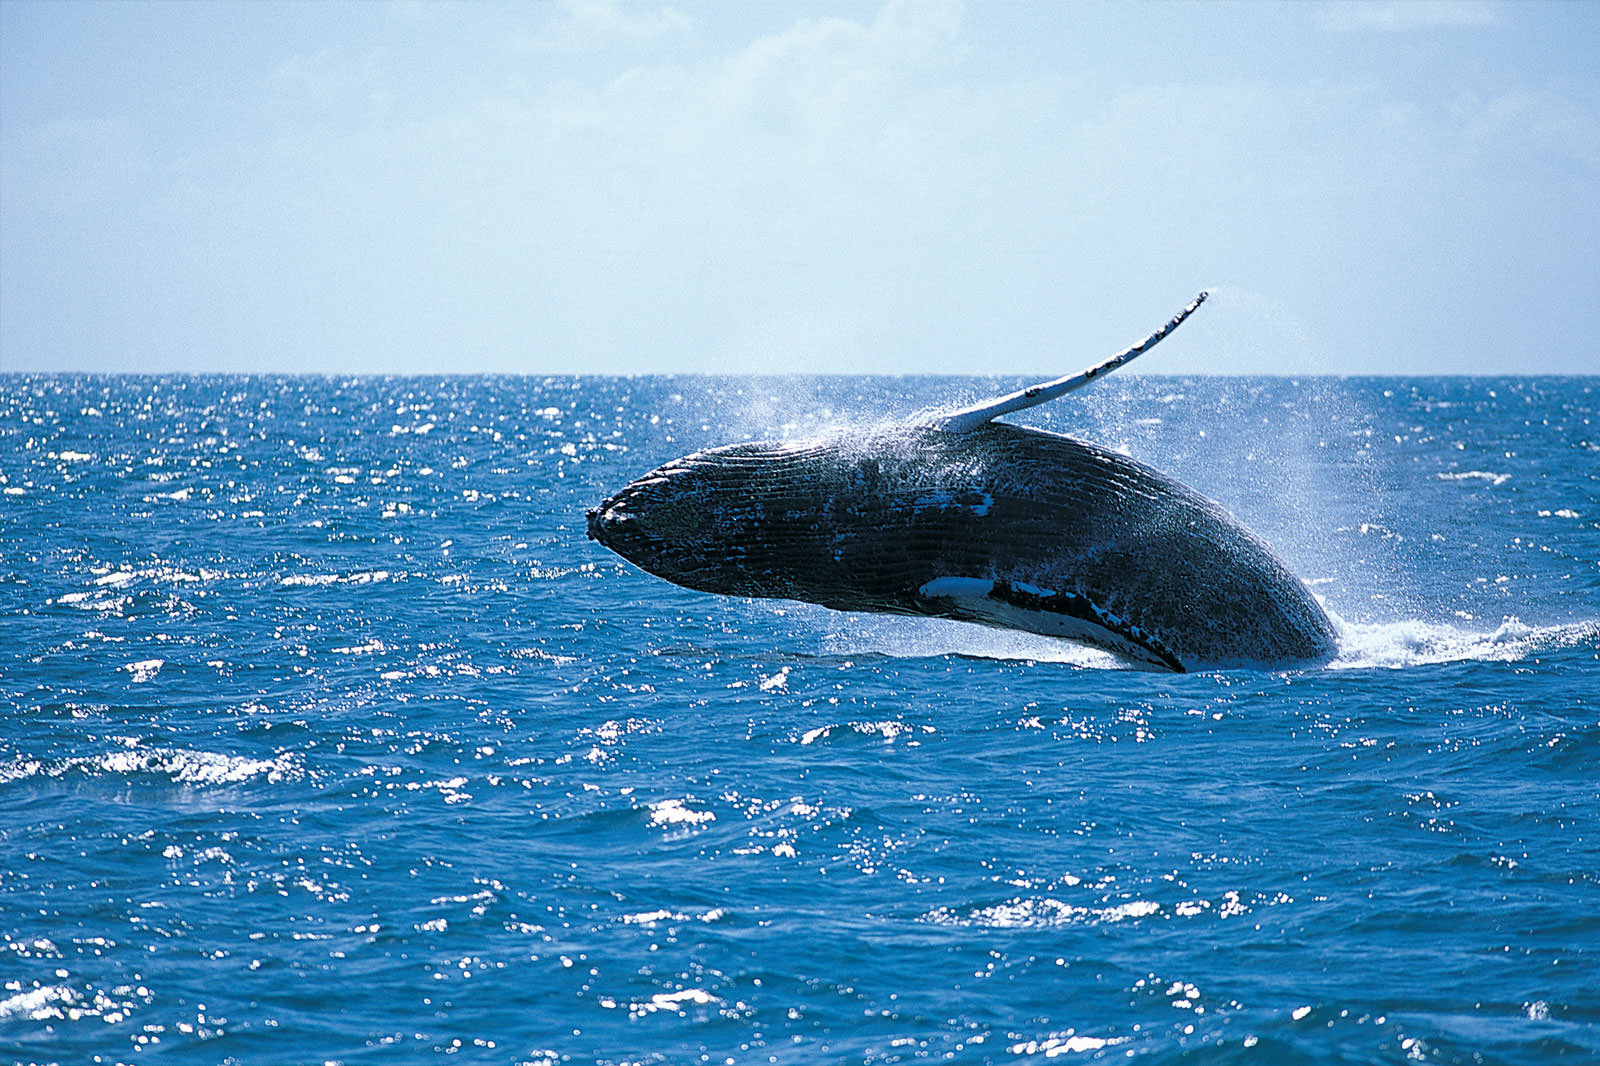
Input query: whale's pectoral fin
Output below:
<box><xmin>917</xmin><ymin>576</ymin><xmax>1186</xmax><ymax>672</ymax></box>
<box><xmin>931</xmin><ymin>291</ymin><xmax>1209</xmax><ymax>433</ymax></box>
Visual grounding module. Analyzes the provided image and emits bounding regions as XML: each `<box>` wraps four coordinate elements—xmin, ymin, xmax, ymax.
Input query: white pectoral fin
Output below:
<box><xmin>931</xmin><ymin>291</ymin><xmax>1209</xmax><ymax>433</ymax></box>
<box><xmin>917</xmin><ymin>576</ymin><xmax>1186</xmax><ymax>672</ymax></box>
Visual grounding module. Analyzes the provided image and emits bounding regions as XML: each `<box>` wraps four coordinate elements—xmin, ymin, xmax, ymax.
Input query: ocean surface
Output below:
<box><xmin>2</xmin><ymin>373</ymin><xmax>1596</xmax><ymax>1066</ymax></box>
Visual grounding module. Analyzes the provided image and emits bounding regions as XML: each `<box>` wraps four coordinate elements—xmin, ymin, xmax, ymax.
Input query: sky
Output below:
<box><xmin>1</xmin><ymin>0</ymin><xmax>1596</xmax><ymax>376</ymax></box>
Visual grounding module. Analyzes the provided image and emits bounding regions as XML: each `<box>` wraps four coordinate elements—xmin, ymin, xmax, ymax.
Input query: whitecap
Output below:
<box><xmin>927</xmin><ymin>896</ymin><xmax>1161</xmax><ymax>929</ymax></box>
<box><xmin>1435</xmin><ymin>470</ymin><xmax>1511</xmax><ymax>487</ymax></box>
<box><xmin>73</xmin><ymin>746</ymin><xmax>299</xmax><ymax>786</ymax></box>
<box><xmin>0</xmin><ymin>985</ymin><xmax>76</xmax><ymax>1021</ymax></box>
<box><xmin>123</xmin><ymin>659</ymin><xmax>164</xmax><ymax>683</ymax></box>
<box><xmin>650</xmin><ymin>988</ymin><xmax>712</xmax><ymax>1010</ymax></box>
<box><xmin>615</xmin><ymin>988</ymin><xmax>718</xmax><ymax>1016</ymax></box>
<box><xmin>620</xmin><ymin>909</ymin><xmax>676</xmax><ymax>924</ymax></box>
<box><xmin>0</xmin><ymin>758</ymin><xmax>44</xmax><ymax>784</ymax></box>
<box><xmin>279</xmin><ymin>569</ymin><xmax>397</xmax><ymax>587</ymax></box>
<box><xmin>279</xmin><ymin>573</ymin><xmax>341</xmax><ymax>587</ymax></box>
<box><xmin>55</xmin><ymin>591</ymin><xmax>130</xmax><ymax>613</ymax></box>
<box><xmin>619</xmin><ymin>907</ymin><xmax>726</xmax><ymax>925</ymax></box>
<box><xmin>332</xmin><ymin>640</ymin><xmax>387</xmax><ymax>655</ymax></box>
<box><xmin>647</xmin><ymin>799</ymin><xmax>714</xmax><ymax>827</ymax></box>
<box><xmin>799</xmin><ymin>720</ymin><xmax>930</xmax><ymax>745</ymax></box>
<box><xmin>1009</xmin><ymin>1032</ymin><xmax>1130</xmax><ymax>1057</ymax></box>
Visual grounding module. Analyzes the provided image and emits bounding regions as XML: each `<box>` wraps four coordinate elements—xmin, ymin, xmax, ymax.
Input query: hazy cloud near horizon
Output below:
<box><xmin>2</xmin><ymin>0</ymin><xmax>1596</xmax><ymax>375</ymax></box>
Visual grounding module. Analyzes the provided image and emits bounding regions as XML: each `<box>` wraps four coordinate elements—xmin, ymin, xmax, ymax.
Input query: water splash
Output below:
<box><xmin>802</xmin><ymin>605</ymin><xmax>1599</xmax><ymax>673</ymax></box>
<box><xmin>810</xmin><ymin>610</ymin><xmax>1123</xmax><ymax>667</ymax></box>
<box><xmin>1329</xmin><ymin>613</ymin><xmax>1600</xmax><ymax>670</ymax></box>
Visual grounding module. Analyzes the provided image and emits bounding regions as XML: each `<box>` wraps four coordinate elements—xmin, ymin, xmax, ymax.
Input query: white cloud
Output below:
<box><xmin>517</xmin><ymin>0</ymin><xmax>692</xmax><ymax>51</ymax></box>
<box><xmin>467</xmin><ymin>0</ymin><xmax>1011</xmax><ymax>370</ymax></box>
<box><xmin>1460</xmin><ymin>86</ymin><xmax>1600</xmax><ymax>176</ymax></box>
<box><xmin>1315</xmin><ymin>1</ymin><xmax>1499</xmax><ymax>33</ymax></box>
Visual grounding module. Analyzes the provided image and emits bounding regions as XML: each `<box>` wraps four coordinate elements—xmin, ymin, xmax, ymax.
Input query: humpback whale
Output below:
<box><xmin>587</xmin><ymin>293</ymin><xmax>1338</xmax><ymax>671</ymax></box>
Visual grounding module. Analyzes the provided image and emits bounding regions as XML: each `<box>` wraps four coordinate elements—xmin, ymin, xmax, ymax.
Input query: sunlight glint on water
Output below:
<box><xmin>1</xmin><ymin>374</ymin><xmax>1596</xmax><ymax>1065</ymax></box>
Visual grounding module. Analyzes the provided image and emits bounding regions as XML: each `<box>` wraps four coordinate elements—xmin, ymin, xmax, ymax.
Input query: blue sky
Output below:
<box><xmin>2</xmin><ymin>0</ymin><xmax>1596</xmax><ymax>375</ymax></box>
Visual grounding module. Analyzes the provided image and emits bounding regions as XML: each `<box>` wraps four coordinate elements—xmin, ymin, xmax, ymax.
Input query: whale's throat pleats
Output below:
<box><xmin>917</xmin><ymin>575</ymin><xmax>1186</xmax><ymax>672</ymax></box>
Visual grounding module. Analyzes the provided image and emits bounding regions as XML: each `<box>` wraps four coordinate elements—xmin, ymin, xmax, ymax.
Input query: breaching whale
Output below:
<box><xmin>586</xmin><ymin>293</ymin><xmax>1338</xmax><ymax>672</ymax></box>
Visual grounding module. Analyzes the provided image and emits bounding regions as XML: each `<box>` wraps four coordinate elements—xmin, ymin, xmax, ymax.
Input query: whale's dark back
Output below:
<box><xmin>588</xmin><ymin>423</ymin><xmax>1337</xmax><ymax>670</ymax></box>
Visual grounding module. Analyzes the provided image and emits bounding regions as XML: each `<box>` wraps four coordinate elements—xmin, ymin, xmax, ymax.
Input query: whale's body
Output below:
<box><xmin>586</xmin><ymin>293</ymin><xmax>1339</xmax><ymax>672</ymax></box>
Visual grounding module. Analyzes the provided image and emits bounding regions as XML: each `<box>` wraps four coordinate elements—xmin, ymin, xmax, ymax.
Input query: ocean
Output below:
<box><xmin>2</xmin><ymin>373</ymin><xmax>1596</xmax><ymax>1065</ymax></box>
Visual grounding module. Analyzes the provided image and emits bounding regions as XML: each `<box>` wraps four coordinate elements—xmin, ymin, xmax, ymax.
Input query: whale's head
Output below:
<box><xmin>587</xmin><ymin>440</ymin><xmax>835</xmax><ymax>599</ymax></box>
<box><xmin>587</xmin><ymin>427</ymin><xmax>1010</xmax><ymax>611</ymax></box>
<box><xmin>586</xmin><ymin>462</ymin><xmax>715</xmax><ymax>575</ymax></box>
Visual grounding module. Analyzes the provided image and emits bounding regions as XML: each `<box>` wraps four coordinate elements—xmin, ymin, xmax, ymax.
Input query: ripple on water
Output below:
<box><xmin>3</xmin><ymin>375</ymin><xmax>1597</xmax><ymax>1066</ymax></box>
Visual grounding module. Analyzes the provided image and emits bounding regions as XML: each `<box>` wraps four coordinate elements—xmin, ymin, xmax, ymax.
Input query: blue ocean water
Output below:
<box><xmin>2</xmin><ymin>373</ymin><xmax>1596</xmax><ymax>1066</ymax></box>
